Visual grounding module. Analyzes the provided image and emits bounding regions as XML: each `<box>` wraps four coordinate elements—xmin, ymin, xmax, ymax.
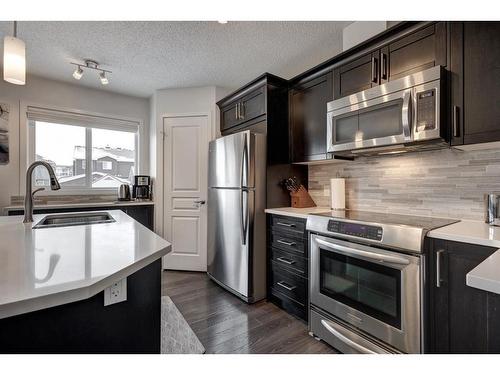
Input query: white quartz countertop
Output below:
<box><xmin>466</xmin><ymin>250</ymin><xmax>500</xmax><ymax>294</ymax></box>
<box><xmin>0</xmin><ymin>210</ymin><xmax>170</xmax><ymax>319</ymax></box>
<box><xmin>428</xmin><ymin>220</ymin><xmax>500</xmax><ymax>294</ymax></box>
<box><xmin>428</xmin><ymin>220</ymin><xmax>500</xmax><ymax>248</ymax></box>
<box><xmin>3</xmin><ymin>200</ymin><xmax>154</xmax><ymax>213</ymax></box>
<box><xmin>264</xmin><ymin>206</ymin><xmax>331</xmax><ymax>219</ymax></box>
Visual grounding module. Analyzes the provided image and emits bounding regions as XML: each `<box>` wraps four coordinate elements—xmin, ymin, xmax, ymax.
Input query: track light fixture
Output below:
<box><xmin>70</xmin><ymin>59</ymin><xmax>111</xmax><ymax>85</ymax></box>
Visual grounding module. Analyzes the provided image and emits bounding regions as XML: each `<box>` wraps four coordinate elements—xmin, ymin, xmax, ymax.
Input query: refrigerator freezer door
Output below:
<box><xmin>208</xmin><ymin>131</ymin><xmax>254</xmax><ymax>189</ymax></box>
<box><xmin>207</xmin><ymin>187</ymin><xmax>255</xmax><ymax>298</ymax></box>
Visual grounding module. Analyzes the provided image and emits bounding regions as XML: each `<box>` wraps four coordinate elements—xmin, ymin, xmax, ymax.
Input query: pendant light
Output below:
<box><xmin>3</xmin><ymin>21</ymin><xmax>26</xmax><ymax>85</ymax></box>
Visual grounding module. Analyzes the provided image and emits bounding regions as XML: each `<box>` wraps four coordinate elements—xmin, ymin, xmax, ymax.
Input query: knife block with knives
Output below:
<box><xmin>281</xmin><ymin>177</ymin><xmax>316</xmax><ymax>208</ymax></box>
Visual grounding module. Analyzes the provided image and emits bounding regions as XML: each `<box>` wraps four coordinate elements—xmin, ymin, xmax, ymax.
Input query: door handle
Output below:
<box><xmin>371</xmin><ymin>56</ymin><xmax>378</xmax><ymax>83</ymax></box>
<box><xmin>453</xmin><ymin>106</ymin><xmax>460</xmax><ymax>138</ymax></box>
<box><xmin>381</xmin><ymin>53</ymin><xmax>387</xmax><ymax>80</ymax></box>
<box><xmin>402</xmin><ymin>91</ymin><xmax>412</xmax><ymax>141</ymax></box>
<box><xmin>277</xmin><ymin>281</ymin><xmax>297</xmax><ymax>291</ymax></box>
<box><xmin>193</xmin><ymin>200</ymin><xmax>206</xmax><ymax>204</ymax></box>
<box><xmin>436</xmin><ymin>249</ymin><xmax>445</xmax><ymax>287</ymax></box>
<box><xmin>277</xmin><ymin>239</ymin><xmax>296</xmax><ymax>247</ymax></box>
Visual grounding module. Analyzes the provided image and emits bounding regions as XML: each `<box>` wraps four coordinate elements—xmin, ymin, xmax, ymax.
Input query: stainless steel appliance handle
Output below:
<box><xmin>240</xmin><ymin>190</ymin><xmax>248</xmax><ymax>246</ymax></box>
<box><xmin>276</xmin><ymin>222</ymin><xmax>295</xmax><ymax>228</ymax></box>
<box><xmin>402</xmin><ymin>91</ymin><xmax>412</xmax><ymax>141</ymax></box>
<box><xmin>276</xmin><ymin>257</ymin><xmax>296</xmax><ymax>265</ymax></box>
<box><xmin>320</xmin><ymin>319</ymin><xmax>376</xmax><ymax>354</ymax></box>
<box><xmin>277</xmin><ymin>239</ymin><xmax>296</xmax><ymax>247</ymax></box>
<box><xmin>240</xmin><ymin>132</ymin><xmax>248</xmax><ymax>188</ymax></box>
<box><xmin>277</xmin><ymin>281</ymin><xmax>297</xmax><ymax>291</ymax></box>
<box><xmin>315</xmin><ymin>238</ymin><xmax>410</xmax><ymax>266</ymax></box>
<box><xmin>436</xmin><ymin>249</ymin><xmax>444</xmax><ymax>287</ymax></box>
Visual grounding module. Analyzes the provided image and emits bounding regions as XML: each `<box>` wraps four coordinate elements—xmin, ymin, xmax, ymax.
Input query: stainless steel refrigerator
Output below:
<box><xmin>207</xmin><ymin>130</ymin><xmax>267</xmax><ymax>303</ymax></box>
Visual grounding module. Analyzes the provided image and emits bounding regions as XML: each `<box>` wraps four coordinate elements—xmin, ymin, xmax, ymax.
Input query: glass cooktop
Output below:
<box><xmin>313</xmin><ymin>210</ymin><xmax>459</xmax><ymax>231</ymax></box>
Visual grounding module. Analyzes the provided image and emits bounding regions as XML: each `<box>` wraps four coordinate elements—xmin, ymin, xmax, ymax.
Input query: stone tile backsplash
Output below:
<box><xmin>308</xmin><ymin>148</ymin><xmax>500</xmax><ymax>220</ymax></box>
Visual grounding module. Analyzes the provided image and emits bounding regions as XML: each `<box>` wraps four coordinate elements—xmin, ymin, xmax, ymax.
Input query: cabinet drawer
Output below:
<box><xmin>270</xmin><ymin>247</ymin><xmax>307</xmax><ymax>277</ymax></box>
<box><xmin>270</xmin><ymin>262</ymin><xmax>307</xmax><ymax>304</ymax></box>
<box><xmin>271</xmin><ymin>215</ymin><xmax>306</xmax><ymax>236</ymax></box>
<box><xmin>271</xmin><ymin>231</ymin><xmax>306</xmax><ymax>257</ymax></box>
<box><xmin>269</xmin><ymin>289</ymin><xmax>307</xmax><ymax>321</ymax></box>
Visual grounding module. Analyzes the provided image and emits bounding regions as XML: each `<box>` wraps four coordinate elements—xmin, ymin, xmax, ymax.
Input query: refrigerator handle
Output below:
<box><xmin>240</xmin><ymin>132</ymin><xmax>248</xmax><ymax>188</ymax></box>
<box><xmin>240</xmin><ymin>189</ymin><xmax>248</xmax><ymax>245</ymax></box>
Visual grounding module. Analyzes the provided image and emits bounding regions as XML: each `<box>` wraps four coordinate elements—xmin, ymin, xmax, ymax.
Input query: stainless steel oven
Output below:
<box><xmin>310</xmin><ymin>233</ymin><xmax>421</xmax><ymax>353</ymax></box>
<box><xmin>327</xmin><ymin>66</ymin><xmax>445</xmax><ymax>156</ymax></box>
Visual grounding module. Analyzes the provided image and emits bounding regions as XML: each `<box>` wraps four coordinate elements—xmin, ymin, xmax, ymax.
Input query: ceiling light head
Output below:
<box><xmin>72</xmin><ymin>66</ymin><xmax>83</xmax><ymax>80</ymax></box>
<box><xmin>3</xmin><ymin>21</ymin><xmax>26</xmax><ymax>85</ymax></box>
<box><xmin>99</xmin><ymin>71</ymin><xmax>109</xmax><ymax>85</ymax></box>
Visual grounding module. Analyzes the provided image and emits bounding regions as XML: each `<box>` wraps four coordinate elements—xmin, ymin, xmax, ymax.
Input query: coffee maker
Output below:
<box><xmin>132</xmin><ymin>175</ymin><xmax>152</xmax><ymax>200</ymax></box>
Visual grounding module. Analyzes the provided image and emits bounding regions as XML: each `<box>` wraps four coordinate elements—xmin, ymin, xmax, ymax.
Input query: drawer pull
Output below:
<box><xmin>277</xmin><ymin>257</ymin><xmax>296</xmax><ymax>265</ymax></box>
<box><xmin>277</xmin><ymin>281</ymin><xmax>297</xmax><ymax>291</ymax></box>
<box><xmin>277</xmin><ymin>239</ymin><xmax>296</xmax><ymax>247</ymax></box>
<box><xmin>276</xmin><ymin>222</ymin><xmax>295</xmax><ymax>228</ymax></box>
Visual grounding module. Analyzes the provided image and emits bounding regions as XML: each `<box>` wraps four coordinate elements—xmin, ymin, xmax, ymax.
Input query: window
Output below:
<box><xmin>28</xmin><ymin>107</ymin><xmax>139</xmax><ymax>191</ymax></box>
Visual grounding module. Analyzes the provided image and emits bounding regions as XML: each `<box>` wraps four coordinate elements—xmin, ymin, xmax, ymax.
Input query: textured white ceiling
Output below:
<box><xmin>0</xmin><ymin>21</ymin><xmax>350</xmax><ymax>98</ymax></box>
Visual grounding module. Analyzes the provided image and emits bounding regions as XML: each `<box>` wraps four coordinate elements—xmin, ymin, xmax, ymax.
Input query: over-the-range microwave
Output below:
<box><xmin>327</xmin><ymin>66</ymin><xmax>447</xmax><ymax>157</ymax></box>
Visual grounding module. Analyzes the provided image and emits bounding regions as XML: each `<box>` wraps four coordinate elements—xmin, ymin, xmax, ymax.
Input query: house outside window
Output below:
<box><xmin>27</xmin><ymin>107</ymin><xmax>139</xmax><ymax>191</ymax></box>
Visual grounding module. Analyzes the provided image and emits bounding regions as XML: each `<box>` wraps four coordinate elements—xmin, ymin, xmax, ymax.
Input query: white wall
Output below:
<box><xmin>0</xmin><ymin>74</ymin><xmax>150</xmax><ymax>212</ymax></box>
<box><xmin>149</xmin><ymin>86</ymin><xmax>231</xmax><ymax>235</ymax></box>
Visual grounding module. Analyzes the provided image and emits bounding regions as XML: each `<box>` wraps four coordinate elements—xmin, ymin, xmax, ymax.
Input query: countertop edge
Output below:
<box><xmin>3</xmin><ymin>200</ymin><xmax>155</xmax><ymax>213</ymax></box>
<box><xmin>264</xmin><ymin>207</ymin><xmax>330</xmax><ymax>219</ymax></box>
<box><xmin>0</xmin><ymin>244</ymin><xmax>170</xmax><ymax>320</ymax></box>
<box><xmin>466</xmin><ymin>249</ymin><xmax>500</xmax><ymax>295</ymax></box>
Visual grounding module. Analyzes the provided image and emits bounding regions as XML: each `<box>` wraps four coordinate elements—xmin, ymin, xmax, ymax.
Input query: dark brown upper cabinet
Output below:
<box><xmin>219</xmin><ymin>86</ymin><xmax>266</xmax><ymax>133</ymax></box>
<box><xmin>334</xmin><ymin>22</ymin><xmax>447</xmax><ymax>99</ymax></box>
<box><xmin>289</xmin><ymin>72</ymin><xmax>333</xmax><ymax>162</ymax></box>
<box><xmin>428</xmin><ymin>239</ymin><xmax>500</xmax><ymax>353</ymax></box>
<box><xmin>450</xmin><ymin>22</ymin><xmax>500</xmax><ymax>146</ymax></box>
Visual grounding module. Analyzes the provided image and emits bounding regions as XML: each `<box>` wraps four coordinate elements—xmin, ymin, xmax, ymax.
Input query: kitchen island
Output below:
<box><xmin>0</xmin><ymin>210</ymin><xmax>171</xmax><ymax>353</ymax></box>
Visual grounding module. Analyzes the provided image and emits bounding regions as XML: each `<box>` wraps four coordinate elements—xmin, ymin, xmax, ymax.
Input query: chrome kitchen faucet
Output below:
<box><xmin>24</xmin><ymin>161</ymin><xmax>61</xmax><ymax>223</ymax></box>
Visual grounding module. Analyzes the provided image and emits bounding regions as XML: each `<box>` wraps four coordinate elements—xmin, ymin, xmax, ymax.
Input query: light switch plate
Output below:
<box><xmin>104</xmin><ymin>278</ymin><xmax>127</xmax><ymax>306</ymax></box>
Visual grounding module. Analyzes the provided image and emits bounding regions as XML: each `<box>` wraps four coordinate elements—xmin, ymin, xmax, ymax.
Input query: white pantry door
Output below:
<box><xmin>162</xmin><ymin>115</ymin><xmax>209</xmax><ymax>271</ymax></box>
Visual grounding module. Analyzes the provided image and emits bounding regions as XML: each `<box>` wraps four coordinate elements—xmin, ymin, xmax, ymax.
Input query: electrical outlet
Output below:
<box><xmin>104</xmin><ymin>278</ymin><xmax>127</xmax><ymax>306</ymax></box>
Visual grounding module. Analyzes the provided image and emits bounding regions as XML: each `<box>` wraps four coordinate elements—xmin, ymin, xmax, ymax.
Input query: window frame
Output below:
<box><xmin>25</xmin><ymin>104</ymin><xmax>141</xmax><ymax>195</ymax></box>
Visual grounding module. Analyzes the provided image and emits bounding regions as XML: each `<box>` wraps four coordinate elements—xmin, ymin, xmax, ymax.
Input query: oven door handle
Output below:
<box><xmin>315</xmin><ymin>238</ymin><xmax>410</xmax><ymax>266</ymax></box>
<box><xmin>320</xmin><ymin>319</ymin><xmax>377</xmax><ymax>354</ymax></box>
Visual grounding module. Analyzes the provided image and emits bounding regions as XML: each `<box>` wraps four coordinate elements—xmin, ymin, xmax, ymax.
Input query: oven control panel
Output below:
<box><xmin>327</xmin><ymin>220</ymin><xmax>383</xmax><ymax>241</ymax></box>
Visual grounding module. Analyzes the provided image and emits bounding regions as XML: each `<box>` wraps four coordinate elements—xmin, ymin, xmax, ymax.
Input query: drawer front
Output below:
<box><xmin>270</xmin><ymin>289</ymin><xmax>307</xmax><ymax>321</ymax></box>
<box><xmin>271</xmin><ymin>231</ymin><xmax>306</xmax><ymax>257</ymax></box>
<box><xmin>270</xmin><ymin>247</ymin><xmax>307</xmax><ymax>277</ymax></box>
<box><xmin>271</xmin><ymin>215</ymin><xmax>306</xmax><ymax>236</ymax></box>
<box><xmin>270</xmin><ymin>261</ymin><xmax>307</xmax><ymax>304</ymax></box>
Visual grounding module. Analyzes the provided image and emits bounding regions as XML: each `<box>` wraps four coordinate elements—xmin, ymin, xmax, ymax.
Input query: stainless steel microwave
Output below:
<box><xmin>327</xmin><ymin>66</ymin><xmax>447</xmax><ymax>156</ymax></box>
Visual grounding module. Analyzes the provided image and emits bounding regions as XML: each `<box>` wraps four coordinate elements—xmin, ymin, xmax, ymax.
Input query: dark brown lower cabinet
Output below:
<box><xmin>267</xmin><ymin>214</ymin><xmax>309</xmax><ymax>321</ymax></box>
<box><xmin>428</xmin><ymin>238</ymin><xmax>500</xmax><ymax>353</ymax></box>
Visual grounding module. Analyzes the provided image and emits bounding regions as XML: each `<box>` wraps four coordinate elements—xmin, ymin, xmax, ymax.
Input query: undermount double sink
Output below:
<box><xmin>33</xmin><ymin>212</ymin><xmax>115</xmax><ymax>229</ymax></box>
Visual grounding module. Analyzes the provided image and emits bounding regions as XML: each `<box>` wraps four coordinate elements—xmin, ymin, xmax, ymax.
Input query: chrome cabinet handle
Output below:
<box><xmin>371</xmin><ymin>56</ymin><xmax>378</xmax><ymax>83</ymax></box>
<box><xmin>277</xmin><ymin>239</ymin><xmax>296</xmax><ymax>247</ymax></box>
<box><xmin>277</xmin><ymin>281</ymin><xmax>297</xmax><ymax>291</ymax></box>
<box><xmin>276</xmin><ymin>222</ymin><xmax>295</xmax><ymax>228</ymax></box>
<box><xmin>239</xmin><ymin>102</ymin><xmax>245</xmax><ymax>119</ymax></box>
<box><xmin>235</xmin><ymin>103</ymin><xmax>239</xmax><ymax>120</ymax></box>
<box><xmin>381</xmin><ymin>53</ymin><xmax>387</xmax><ymax>80</ymax></box>
<box><xmin>402</xmin><ymin>90</ymin><xmax>412</xmax><ymax>141</ymax></box>
<box><xmin>436</xmin><ymin>249</ymin><xmax>445</xmax><ymax>287</ymax></box>
<box><xmin>276</xmin><ymin>257</ymin><xmax>296</xmax><ymax>265</ymax></box>
<box><xmin>320</xmin><ymin>319</ymin><xmax>376</xmax><ymax>354</ymax></box>
<box><xmin>453</xmin><ymin>106</ymin><xmax>460</xmax><ymax>138</ymax></box>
